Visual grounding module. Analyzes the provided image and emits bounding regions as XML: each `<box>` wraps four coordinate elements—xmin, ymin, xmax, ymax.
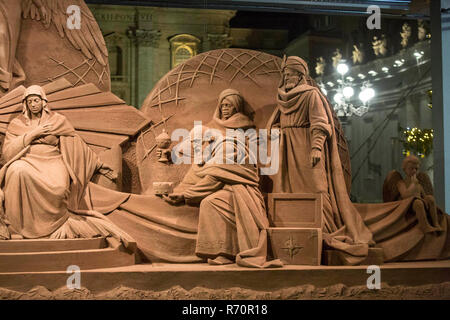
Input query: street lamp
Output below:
<box><xmin>327</xmin><ymin>60</ymin><xmax>375</xmax><ymax>117</ymax></box>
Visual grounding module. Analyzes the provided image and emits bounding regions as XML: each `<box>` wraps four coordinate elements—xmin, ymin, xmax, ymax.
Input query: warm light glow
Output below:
<box><xmin>343</xmin><ymin>86</ymin><xmax>354</xmax><ymax>98</ymax></box>
<box><xmin>359</xmin><ymin>87</ymin><xmax>375</xmax><ymax>103</ymax></box>
<box><xmin>336</xmin><ymin>62</ymin><xmax>349</xmax><ymax>75</ymax></box>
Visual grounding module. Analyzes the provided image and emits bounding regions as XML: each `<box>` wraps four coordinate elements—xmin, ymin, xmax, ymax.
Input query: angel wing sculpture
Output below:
<box><xmin>383</xmin><ymin>157</ymin><xmax>442</xmax><ymax>234</ymax></box>
<box><xmin>383</xmin><ymin>169</ymin><xmax>433</xmax><ymax>202</ymax></box>
<box><xmin>21</xmin><ymin>0</ymin><xmax>108</xmax><ymax>66</ymax></box>
<box><xmin>382</xmin><ymin>170</ymin><xmax>403</xmax><ymax>202</ymax></box>
<box><xmin>0</xmin><ymin>0</ymin><xmax>109</xmax><ymax>96</ymax></box>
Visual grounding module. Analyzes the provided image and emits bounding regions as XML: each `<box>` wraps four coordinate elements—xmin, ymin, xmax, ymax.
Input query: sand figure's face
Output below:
<box><xmin>283</xmin><ymin>67</ymin><xmax>301</xmax><ymax>91</ymax></box>
<box><xmin>220</xmin><ymin>97</ymin><xmax>237</xmax><ymax>120</ymax></box>
<box><xmin>404</xmin><ymin>162</ymin><xmax>419</xmax><ymax>178</ymax></box>
<box><xmin>26</xmin><ymin>95</ymin><xmax>44</xmax><ymax>115</ymax></box>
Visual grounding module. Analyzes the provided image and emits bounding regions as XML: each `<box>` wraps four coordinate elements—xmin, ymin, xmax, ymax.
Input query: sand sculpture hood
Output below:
<box><xmin>210</xmin><ymin>88</ymin><xmax>255</xmax><ymax>130</ymax></box>
<box><xmin>0</xmin><ymin>88</ymin><xmax>134</xmax><ymax>248</ymax></box>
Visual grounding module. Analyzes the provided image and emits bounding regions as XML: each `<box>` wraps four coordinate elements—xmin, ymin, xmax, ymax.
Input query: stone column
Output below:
<box><xmin>431</xmin><ymin>0</ymin><xmax>450</xmax><ymax>211</ymax></box>
<box><xmin>206</xmin><ymin>33</ymin><xmax>233</xmax><ymax>51</ymax></box>
<box><xmin>127</xmin><ymin>27</ymin><xmax>162</xmax><ymax>108</ymax></box>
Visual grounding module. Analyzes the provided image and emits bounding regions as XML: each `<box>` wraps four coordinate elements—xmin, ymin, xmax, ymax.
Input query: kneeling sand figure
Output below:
<box><xmin>164</xmin><ymin>89</ymin><xmax>281</xmax><ymax>268</ymax></box>
<box><xmin>384</xmin><ymin>155</ymin><xmax>442</xmax><ymax>234</ymax></box>
<box><xmin>0</xmin><ymin>85</ymin><xmax>133</xmax><ymax>246</ymax></box>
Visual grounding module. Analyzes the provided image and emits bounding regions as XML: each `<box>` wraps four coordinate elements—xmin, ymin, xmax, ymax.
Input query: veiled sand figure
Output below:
<box><xmin>164</xmin><ymin>89</ymin><xmax>282</xmax><ymax>267</ymax></box>
<box><xmin>79</xmin><ymin>89</ymin><xmax>280</xmax><ymax>267</ymax></box>
<box><xmin>0</xmin><ymin>85</ymin><xmax>133</xmax><ymax>247</ymax></box>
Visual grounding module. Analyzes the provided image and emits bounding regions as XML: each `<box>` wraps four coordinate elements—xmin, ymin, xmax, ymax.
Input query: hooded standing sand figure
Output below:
<box><xmin>0</xmin><ymin>85</ymin><xmax>133</xmax><ymax>247</ymax></box>
<box><xmin>267</xmin><ymin>56</ymin><xmax>374</xmax><ymax>265</ymax></box>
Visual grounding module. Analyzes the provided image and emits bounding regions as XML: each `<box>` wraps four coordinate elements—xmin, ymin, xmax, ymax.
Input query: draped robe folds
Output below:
<box><xmin>267</xmin><ymin>84</ymin><xmax>375</xmax><ymax>265</ymax></box>
<box><xmin>187</xmin><ymin>103</ymin><xmax>281</xmax><ymax>267</ymax></box>
<box><xmin>0</xmin><ymin>0</ymin><xmax>25</xmax><ymax>92</ymax></box>
<box><xmin>92</xmin><ymin>106</ymin><xmax>282</xmax><ymax>267</ymax></box>
<box><xmin>0</xmin><ymin>110</ymin><xmax>134</xmax><ymax>247</ymax></box>
<box><xmin>89</xmin><ymin>139</ymin><xmax>278</xmax><ymax>267</ymax></box>
<box><xmin>267</xmin><ymin>84</ymin><xmax>450</xmax><ymax>264</ymax></box>
<box><xmin>181</xmin><ymin>156</ymin><xmax>282</xmax><ymax>268</ymax></box>
<box><xmin>355</xmin><ymin>197</ymin><xmax>450</xmax><ymax>262</ymax></box>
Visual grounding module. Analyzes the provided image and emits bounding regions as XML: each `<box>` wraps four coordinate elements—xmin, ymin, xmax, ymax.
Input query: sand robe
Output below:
<box><xmin>182</xmin><ymin>161</ymin><xmax>281</xmax><ymax>268</ymax></box>
<box><xmin>184</xmin><ymin>90</ymin><xmax>280</xmax><ymax>267</ymax></box>
<box><xmin>0</xmin><ymin>110</ymin><xmax>134</xmax><ymax>247</ymax></box>
<box><xmin>356</xmin><ymin>198</ymin><xmax>450</xmax><ymax>262</ymax></box>
<box><xmin>91</xmin><ymin>143</ymin><xmax>281</xmax><ymax>268</ymax></box>
<box><xmin>267</xmin><ymin>84</ymin><xmax>374</xmax><ymax>265</ymax></box>
<box><xmin>0</xmin><ymin>0</ymin><xmax>25</xmax><ymax>92</ymax></box>
<box><xmin>95</xmin><ymin>91</ymin><xmax>281</xmax><ymax>267</ymax></box>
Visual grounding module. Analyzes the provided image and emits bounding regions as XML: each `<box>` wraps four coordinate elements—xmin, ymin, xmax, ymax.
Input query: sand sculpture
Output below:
<box><xmin>0</xmin><ymin>1</ymin><xmax>448</xmax><ymax>275</ymax></box>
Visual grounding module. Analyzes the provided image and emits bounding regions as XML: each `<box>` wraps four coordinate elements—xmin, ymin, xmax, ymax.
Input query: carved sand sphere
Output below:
<box><xmin>137</xmin><ymin>48</ymin><xmax>351</xmax><ymax>194</ymax></box>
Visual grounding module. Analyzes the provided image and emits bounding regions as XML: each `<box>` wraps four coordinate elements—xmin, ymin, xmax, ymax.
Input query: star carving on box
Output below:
<box><xmin>282</xmin><ymin>236</ymin><xmax>303</xmax><ymax>260</ymax></box>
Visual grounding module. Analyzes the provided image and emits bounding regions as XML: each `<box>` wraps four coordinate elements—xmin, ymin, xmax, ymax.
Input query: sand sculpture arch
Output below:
<box><xmin>137</xmin><ymin>48</ymin><xmax>352</xmax><ymax>194</ymax></box>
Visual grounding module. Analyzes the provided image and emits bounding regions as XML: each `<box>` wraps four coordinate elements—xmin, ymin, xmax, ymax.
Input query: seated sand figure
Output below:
<box><xmin>164</xmin><ymin>89</ymin><xmax>281</xmax><ymax>267</ymax></box>
<box><xmin>383</xmin><ymin>155</ymin><xmax>442</xmax><ymax>234</ymax></box>
<box><xmin>349</xmin><ymin>155</ymin><xmax>450</xmax><ymax>263</ymax></box>
<box><xmin>0</xmin><ymin>85</ymin><xmax>133</xmax><ymax>245</ymax></box>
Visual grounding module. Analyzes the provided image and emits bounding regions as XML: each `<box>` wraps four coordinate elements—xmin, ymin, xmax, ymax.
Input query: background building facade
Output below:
<box><xmin>88</xmin><ymin>4</ymin><xmax>434</xmax><ymax>204</ymax></box>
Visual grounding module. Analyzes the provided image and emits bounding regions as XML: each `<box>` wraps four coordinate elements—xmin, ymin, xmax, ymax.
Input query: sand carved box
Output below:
<box><xmin>267</xmin><ymin>193</ymin><xmax>323</xmax><ymax>265</ymax></box>
<box><xmin>268</xmin><ymin>228</ymin><xmax>322</xmax><ymax>266</ymax></box>
<box><xmin>268</xmin><ymin>193</ymin><xmax>323</xmax><ymax>228</ymax></box>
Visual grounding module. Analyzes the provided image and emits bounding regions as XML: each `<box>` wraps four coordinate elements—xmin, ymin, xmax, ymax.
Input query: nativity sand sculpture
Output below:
<box><xmin>266</xmin><ymin>55</ymin><xmax>449</xmax><ymax>265</ymax></box>
<box><xmin>0</xmin><ymin>0</ymin><xmax>448</xmax><ymax>276</ymax></box>
<box><xmin>0</xmin><ymin>47</ymin><xmax>447</xmax><ymax>270</ymax></box>
<box><xmin>163</xmin><ymin>89</ymin><xmax>282</xmax><ymax>268</ymax></box>
<box><xmin>129</xmin><ymin>50</ymin><xmax>449</xmax><ymax>266</ymax></box>
<box><xmin>0</xmin><ymin>0</ymin><xmax>150</xmax><ymax>273</ymax></box>
<box><xmin>0</xmin><ymin>85</ymin><xmax>134</xmax><ymax>249</ymax></box>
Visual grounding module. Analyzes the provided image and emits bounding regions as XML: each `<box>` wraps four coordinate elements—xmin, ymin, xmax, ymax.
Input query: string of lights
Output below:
<box><xmin>318</xmin><ymin>45</ymin><xmax>430</xmax><ymax>118</ymax></box>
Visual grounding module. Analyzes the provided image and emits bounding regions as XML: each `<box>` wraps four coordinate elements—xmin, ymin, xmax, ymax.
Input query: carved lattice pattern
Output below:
<box><xmin>139</xmin><ymin>49</ymin><xmax>352</xmax><ymax>193</ymax></box>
